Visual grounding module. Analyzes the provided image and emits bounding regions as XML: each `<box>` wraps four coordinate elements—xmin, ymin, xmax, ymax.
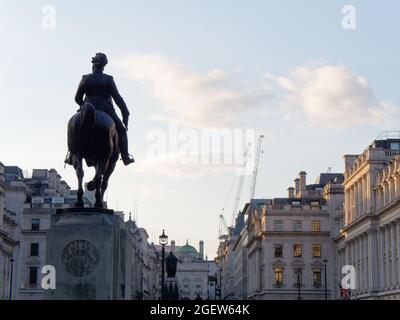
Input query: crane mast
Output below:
<box><xmin>230</xmin><ymin>142</ymin><xmax>251</xmax><ymax>227</ymax></box>
<box><xmin>250</xmin><ymin>135</ymin><xmax>264</xmax><ymax>200</ymax></box>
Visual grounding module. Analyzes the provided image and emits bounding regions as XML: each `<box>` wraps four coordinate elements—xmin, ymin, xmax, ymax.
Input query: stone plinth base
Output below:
<box><xmin>164</xmin><ymin>277</ymin><xmax>180</xmax><ymax>300</ymax></box>
<box><xmin>45</xmin><ymin>208</ymin><xmax>128</xmax><ymax>300</ymax></box>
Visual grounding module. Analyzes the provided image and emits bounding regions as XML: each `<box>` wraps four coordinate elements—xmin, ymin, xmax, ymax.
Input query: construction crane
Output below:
<box><xmin>230</xmin><ymin>142</ymin><xmax>252</xmax><ymax>227</ymax></box>
<box><xmin>249</xmin><ymin>135</ymin><xmax>265</xmax><ymax>200</ymax></box>
<box><xmin>218</xmin><ymin>142</ymin><xmax>252</xmax><ymax>240</ymax></box>
<box><xmin>218</xmin><ymin>214</ymin><xmax>229</xmax><ymax>240</ymax></box>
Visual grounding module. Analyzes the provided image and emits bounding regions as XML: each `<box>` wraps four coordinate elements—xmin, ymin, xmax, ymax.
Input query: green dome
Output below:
<box><xmin>176</xmin><ymin>242</ymin><xmax>198</xmax><ymax>256</ymax></box>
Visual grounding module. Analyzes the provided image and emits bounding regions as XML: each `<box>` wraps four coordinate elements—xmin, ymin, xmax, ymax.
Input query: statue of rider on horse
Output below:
<box><xmin>65</xmin><ymin>53</ymin><xmax>134</xmax><ymax>208</ymax></box>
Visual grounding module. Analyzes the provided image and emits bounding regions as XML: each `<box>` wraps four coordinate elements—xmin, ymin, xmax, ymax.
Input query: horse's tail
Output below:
<box><xmin>79</xmin><ymin>103</ymin><xmax>96</xmax><ymax>156</ymax></box>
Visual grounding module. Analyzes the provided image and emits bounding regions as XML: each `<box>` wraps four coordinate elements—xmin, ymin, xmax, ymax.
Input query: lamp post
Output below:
<box><xmin>159</xmin><ymin>229</ymin><xmax>168</xmax><ymax>300</ymax></box>
<box><xmin>296</xmin><ymin>269</ymin><xmax>302</xmax><ymax>300</ymax></box>
<box><xmin>323</xmin><ymin>258</ymin><xmax>328</xmax><ymax>300</ymax></box>
<box><xmin>219</xmin><ymin>267</ymin><xmax>222</xmax><ymax>300</ymax></box>
<box><xmin>9</xmin><ymin>257</ymin><xmax>15</xmax><ymax>301</ymax></box>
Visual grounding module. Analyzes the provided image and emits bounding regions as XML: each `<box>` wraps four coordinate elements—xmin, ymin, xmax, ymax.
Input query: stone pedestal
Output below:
<box><xmin>45</xmin><ymin>208</ymin><xmax>128</xmax><ymax>300</ymax></box>
<box><xmin>164</xmin><ymin>277</ymin><xmax>180</xmax><ymax>300</ymax></box>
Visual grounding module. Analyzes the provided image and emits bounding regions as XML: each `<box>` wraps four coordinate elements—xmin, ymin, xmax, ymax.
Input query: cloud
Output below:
<box><xmin>118</xmin><ymin>54</ymin><xmax>398</xmax><ymax>132</ymax></box>
<box><xmin>117</xmin><ymin>54</ymin><xmax>273</xmax><ymax>128</ymax></box>
<box><xmin>268</xmin><ymin>65</ymin><xmax>399</xmax><ymax>130</ymax></box>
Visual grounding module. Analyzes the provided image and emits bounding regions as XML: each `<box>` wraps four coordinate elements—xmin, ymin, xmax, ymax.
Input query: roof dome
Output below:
<box><xmin>176</xmin><ymin>240</ymin><xmax>198</xmax><ymax>256</ymax></box>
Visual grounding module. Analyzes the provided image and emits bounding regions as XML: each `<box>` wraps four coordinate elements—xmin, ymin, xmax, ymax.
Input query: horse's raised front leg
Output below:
<box><xmin>74</xmin><ymin>155</ymin><xmax>84</xmax><ymax>207</ymax></box>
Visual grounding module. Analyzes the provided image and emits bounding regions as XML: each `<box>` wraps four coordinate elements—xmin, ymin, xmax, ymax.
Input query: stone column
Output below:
<box><xmin>394</xmin><ymin>174</ymin><xmax>399</xmax><ymax>199</ymax></box>
<box><xmin>367</xmin><ymin>171</ymin><xmax>376</xmax><ymax>213</ymax></box>
<box><xmin>255</xmin><ymin>248</ymin><xmax>261</xmax><ymax>292</ymax></box>
<box><xmin>359</xmin><ymin>236</ymin><xmax>364</xmax><ymax>292</ymax></box>
<box><xmin>397</xmin><ymin>220</ymin><xmax>400</xmax><ymax>287</ymax></box>
<box><xmin>345</xmin><ymin>190</ymin><xmax>350</xmax><ymax>225</ymax></box>
<box><xmin>385</xmin><ymin>182</ymin><xmax>390</xmax><ymax>206</ymax></box>
<box><xmin>349</xmin><ymin>187</ymin><xmax>354</xmax><ymax>223</ymax></box>
<box><xmin>353</xmin><ymin>238</ymin><xmax>360</xmax><ymax>294</ymax></box>
<box><xmin>391</xmin><ymin>223</ymin><xmax>397</xmax><ymax>288</ymax></box>
<box><xmin>385</xmin><ymin>225</ymin><xmax>391</xmax><ymax>288</ymax></box>
<box><xmin>378</xmin><ymin>228</ymin><xmax>385</xmax><ymax>290</ymax></box>
<box><xmin>362</xmin><ymin>175</ymin><xmax>367</xmax><ymax>214</ymax></box>
<box><xmin>364</xmin><ymin>233</ymin><xmax>369</xmax><ymax>292</ymax></box>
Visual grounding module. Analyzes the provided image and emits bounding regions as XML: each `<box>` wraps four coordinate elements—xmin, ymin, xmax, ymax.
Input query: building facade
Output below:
<box><xmin>0</xmin><ymin>162</ymin><xmax>19</xmax><ymax>300</ymax></box>
<box><xmin>222</xmin><ymin>171</ymin><xmax>344</xmax><ymax>300</ymax></box>
<box><xmin>336</xmin><ymin>135</ymin><xmax>400</xmax><ymax>299</ymax></box>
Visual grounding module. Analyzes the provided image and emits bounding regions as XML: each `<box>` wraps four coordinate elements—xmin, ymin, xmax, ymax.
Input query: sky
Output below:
<box><xmin>1</xmin><ymin>0</ymin><xmax>400</xmax><ymax>258</ymax></box>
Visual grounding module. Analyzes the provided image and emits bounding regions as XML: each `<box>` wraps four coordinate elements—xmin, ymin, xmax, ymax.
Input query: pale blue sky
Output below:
<box><xmin>1</xmin><ymin>1</ymin><xmax>400</xmax><ymax>257</ymax></box>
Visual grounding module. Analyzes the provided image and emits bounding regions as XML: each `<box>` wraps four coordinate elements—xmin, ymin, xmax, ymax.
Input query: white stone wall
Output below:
<box><xmin>337</xmin><ymin>143</ymin><xmax>400</xmax><ymax>300</ymax></box>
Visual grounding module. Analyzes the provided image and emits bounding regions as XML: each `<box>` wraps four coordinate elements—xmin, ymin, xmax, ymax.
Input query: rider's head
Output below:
<box><xmin>92</xmin><ymin>52</ymin><xmax>108</xmax><ymax>72</ymax></box>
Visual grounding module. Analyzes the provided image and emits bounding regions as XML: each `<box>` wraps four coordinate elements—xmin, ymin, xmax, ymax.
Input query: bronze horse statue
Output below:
<box><xmin>67</xmin><ymin>103</ymin><xmax>119</xmax><ymax>208</ymax></box>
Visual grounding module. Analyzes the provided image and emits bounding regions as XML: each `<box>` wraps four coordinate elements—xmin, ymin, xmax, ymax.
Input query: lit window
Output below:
<box><xmin>312</xmin><ymin>220</ymin><xmax>321</xmax><ymax>232</ymax></box>
<box><xmin>274</xmin><ymin>268</ymin><xmax>283</xmax><ymax>286</ymax></box>
<box><xmin>313</xmin><ymin>268</ymin><xmax>322</xmax><ymax>286</ymax></box>
<box><xmin>291</xmin><ymin>201</ymin><xmax>301</xmax><ymax>206</ymax></box>
<box><xmin>293</xmin><ymin>244</ymin><xmax>302</xmax><ymax>257</ymax></box>
<box><xmin>312</xmin><ymin>244</ymin><xmax>321</xmax><ymax>257</ymax></box>
<box><xmin>274</xmin><ymin>244</ymin><xmax>283</xmax><ymax>258</ymax></box>
<box><xmin>274</xmin><ymin>220</ymin><xmax>283</xmax><ymax>232</ymax></box>
<box><xmin>293</xmin><ymin>220</ymin><xmax>302</xmax><ymax>232</ymax></box>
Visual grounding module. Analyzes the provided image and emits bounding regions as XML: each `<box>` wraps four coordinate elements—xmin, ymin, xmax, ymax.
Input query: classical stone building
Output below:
<box><xmin>0</xmin><ymin>162</ymin><xmax>19</xmax><ymax>300</ymax></box>
<box><xmin>126</xmin><ymin>218</ymin><xmax>158</xmax><ymax>300</ymax></box>
<box><xmin>335</xmin><ymin>135</ymin><xmax>400</xmax><ymax>299</ymax></box>
<box><xmin>219</xmin><ymin>171</ymin><xmax>344</xmax><ymax>300</ymax></box>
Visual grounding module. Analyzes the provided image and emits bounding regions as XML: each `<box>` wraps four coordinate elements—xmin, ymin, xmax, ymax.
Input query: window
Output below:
<box><xmin>30</xmin><ymin>243</ymin><xmax>39</xmax><ymax>256</ymax></box>
<box><xmin>312</xmin><ymin>220</ymin><xmax>321</xmax><ymax>232</ymax></box>
<box><xmin>274</xmin><ymin>244</ymin><xmax>283</xmax><ymax>258</ymax></box>
<box><xmin>31</xmin><ymin>218</ymin><xmax>40</xmax><ymax>231</ymax></box>
<box><xmin>293</xmin><ymin>244</ymin><xmax>302</xmax><ymax>257</ymax></box>
<box><xmin>293</xmin><ymin>220</ymin><xmax>302</xmax><ymax>232</ymax></box>
<box><xmin>312</xmin><ymin>244</ymin><xmax>321</xmax><ymax>257</ymax></box>
<box><xmin>391</xmin><ymin>142</ymin><xmax>400</xmax><ymax>150</ymax></box>
<box><xmin>29</xmin><ymin>267</ymin><xmax>38</xmax><ymax>286</ymax></box>
<box><xmin>310</xmin><ymin>201</ymin><xmax>320</xmax><ymax>206</ymax></box>
<box><xmin>274</xmin><ymin>220</ymin><xmax>283</xmax><ymax>232</ymax></box>
<box><xmin>291</xmin><ymin>201</ymin><xmax>301</xmax><ymax>206</ymax></box>
<box><xmin>274</xmin><ymin>268</ymin><xmax>283</xmax><ymax>286</ymax></box>
<box><xmin>313</xmin><ymin>268</ymin><xmax>322</xmax><ymax>286</ymax></box>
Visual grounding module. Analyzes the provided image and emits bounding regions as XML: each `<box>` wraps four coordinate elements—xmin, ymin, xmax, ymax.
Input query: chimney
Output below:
<box><xmin>299</xmin><ymin>171</ymin><xmax>307</xmax><ymax>192</ymax></box>
<box><xmin>171</xmin><ymin>240</ymin><xmax>176</xmax><ymax>254</ymax></box>
<box><xmin>294</xmin><ymin>178</ymin><xmax>300</xmax><ymax>196</ymax></box>
<box><xmin>287</xmin><ymin>187</ymin><xmax>295</xmax><ymax>198</ymax></box>
<box><xmin>199</xmin><ymin>240</ymin><xmax>204</xmax><ymax>260</ymax></box>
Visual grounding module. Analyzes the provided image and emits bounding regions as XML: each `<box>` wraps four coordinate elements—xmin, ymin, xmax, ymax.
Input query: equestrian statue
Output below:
<box><xmin>65</xmin><ymin>53</ymin><xmax>135</xmax><ymax>208</ymax></box>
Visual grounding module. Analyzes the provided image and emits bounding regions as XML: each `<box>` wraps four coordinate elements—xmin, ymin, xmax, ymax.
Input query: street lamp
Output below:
<box><xmin>159</xmin><ymin>229</ymin><xmax>168</xmax><ymax>300</ymax></box>
<box><xmin>219</xmin><ymin>267</ymin><xmax>222</xmax><ymax>300</ymax></box>
<box><xmin>296</xmin><ymin>269</ymin><xmax>302</xmax><ymax>300</ymax></box>
<box><xmin>9</xmin><ymin>257</ymin><xmax>15</xmax><ymax>301</ymax></box>
<box><xmin>323</xmin><ymin>258</ymin><xmax>328</xmax><ymax>300</ymax></box>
